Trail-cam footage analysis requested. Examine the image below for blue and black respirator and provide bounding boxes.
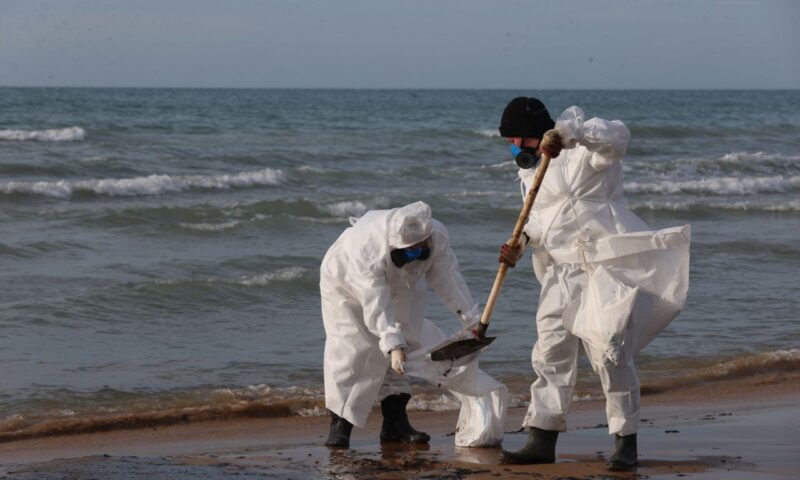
[390,246,431,268]
[511,144,541,169]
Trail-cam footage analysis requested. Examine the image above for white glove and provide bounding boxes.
[391,348,406,374]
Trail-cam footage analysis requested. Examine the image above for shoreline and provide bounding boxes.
[3,347,796,445]
[2,374,798,479]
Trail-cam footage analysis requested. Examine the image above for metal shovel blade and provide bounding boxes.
[430,337,496,362]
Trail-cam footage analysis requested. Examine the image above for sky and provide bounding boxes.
[1,0,798,89]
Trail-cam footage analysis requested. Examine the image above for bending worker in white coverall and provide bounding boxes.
[320,201,482,448]
[492,97,690,471]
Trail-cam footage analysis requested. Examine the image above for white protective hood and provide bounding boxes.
[320,202,506,446]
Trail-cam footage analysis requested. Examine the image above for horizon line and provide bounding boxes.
[1,85,798,91]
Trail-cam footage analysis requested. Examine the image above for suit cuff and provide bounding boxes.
[379,323,407,354]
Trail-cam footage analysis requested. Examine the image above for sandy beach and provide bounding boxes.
[2,371,797,480]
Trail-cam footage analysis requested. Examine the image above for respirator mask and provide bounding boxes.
[390,245,431,268]
[510,144,541,169]
[498,97,554,170]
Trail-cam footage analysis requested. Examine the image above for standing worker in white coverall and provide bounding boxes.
[492,97,690,471]
[320,201,483,448]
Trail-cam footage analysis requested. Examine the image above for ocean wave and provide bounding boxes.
[148,267,312,290]
[629,124,740,139]
[719,151,800,164]
[630,199,800,213]
[483,160,516,169]
[707,349,800,377]
[238,267,308,287]
[625,151,800,178]
[626,175,800,195]
[322,198,391,218]
[0,384,325,442]
[177,220,242,232]
[87,198,391,231]
[295,165,326,173]
[3,349,796,441]
[0,126,86,142]
[472,129,501,138]
[0,168,285,199]
[640,348,800,396]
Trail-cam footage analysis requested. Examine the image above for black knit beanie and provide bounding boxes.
[499,97,554,139]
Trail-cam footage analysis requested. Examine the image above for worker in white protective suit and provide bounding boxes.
[491,97,690,471]
[321,201,506,449]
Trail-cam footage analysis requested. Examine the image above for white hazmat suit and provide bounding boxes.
[518,107,690,436]
[321,201,507,446]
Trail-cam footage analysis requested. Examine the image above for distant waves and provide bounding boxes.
[0,126,86,142]
[0,168,285,198]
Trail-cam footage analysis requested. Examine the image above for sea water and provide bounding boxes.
[1,88,798,436]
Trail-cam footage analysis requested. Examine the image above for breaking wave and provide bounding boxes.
[177,220,242,232]
[1,349,796,442]
[0,384,325,443]
[322,198,391,218]
[0,126,86,142]
[148,267,312,290]
[626,175,800,195]
[0,168,285,199]
[238,267,308,287]
[718,151,800,164]
[640,349,800,396]
[630,199,800,213]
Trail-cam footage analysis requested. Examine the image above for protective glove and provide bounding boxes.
[498,235,525,267]
[540,129,564,159]
[390,348,406,374]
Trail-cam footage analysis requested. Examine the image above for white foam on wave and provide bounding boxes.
[296,406,327,417]
[213,384,322,400]
[178,220,241,232]
[0,168,285,199]
[324,200,369,217]
[720,151,800,163]
[484,160,516,169]
[407,393,461,412]
[445,190,517,198]
[0,126,86,142]
[473,128,501,138]
[321,197,390,218]
[626,175,800,195]
[295,165,325,173]
[630,199,800,212]
[710,348,800,377]
[239,267,308,287]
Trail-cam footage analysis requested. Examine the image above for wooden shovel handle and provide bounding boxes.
[480,154,552,327]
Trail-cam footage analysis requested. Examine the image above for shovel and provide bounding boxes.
[430,152,553,361]
[430,336,496,362]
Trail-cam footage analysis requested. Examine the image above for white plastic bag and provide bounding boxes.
[563,265,639,365]
[562,225,691,362]
[404,321,507,447]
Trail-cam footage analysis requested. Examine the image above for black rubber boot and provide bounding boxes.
[379,393,430,444]
[500,427,559,464]
[324,410,353,448]
[607,433,638,471]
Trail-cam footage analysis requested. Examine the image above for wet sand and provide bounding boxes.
[1,377,798,479]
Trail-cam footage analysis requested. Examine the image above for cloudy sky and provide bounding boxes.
[1,0,798,89]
